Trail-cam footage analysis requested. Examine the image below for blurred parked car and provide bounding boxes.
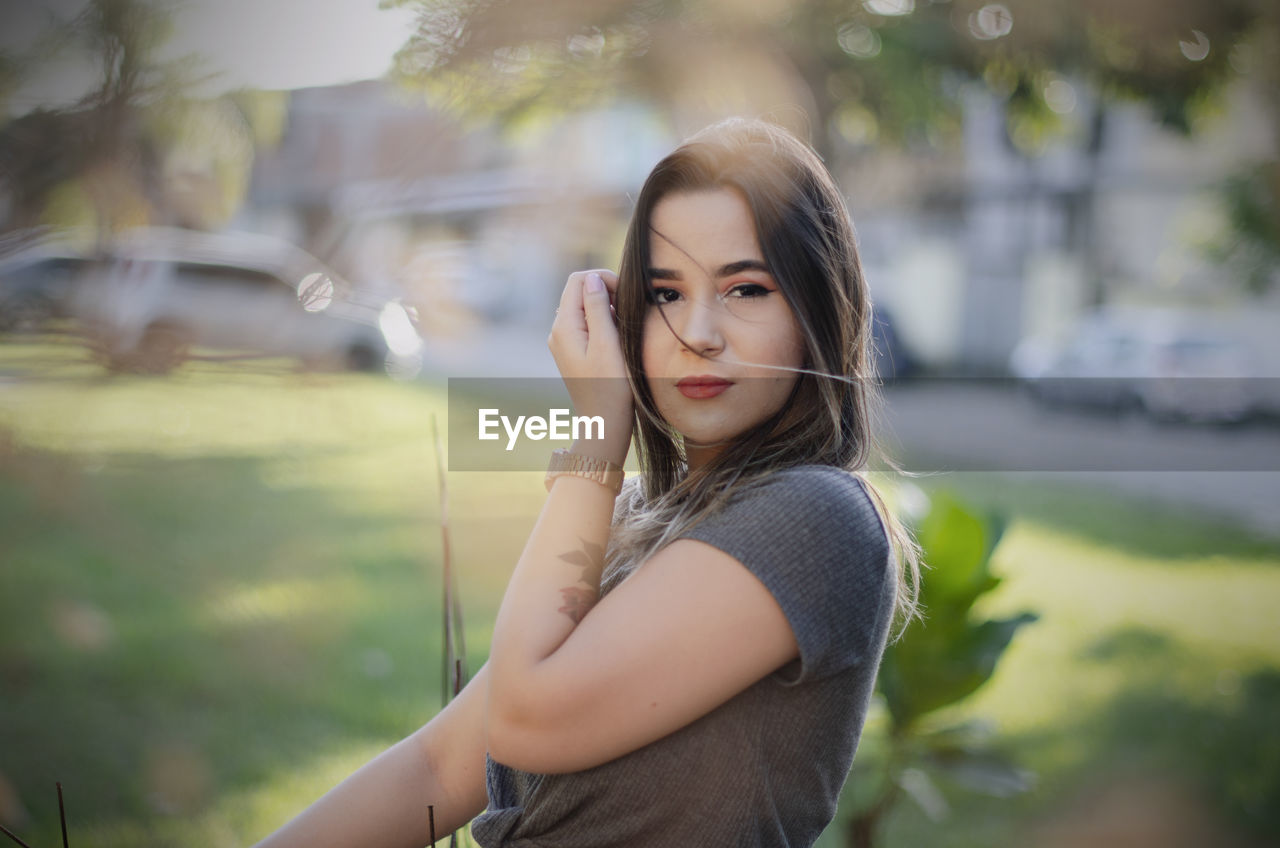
[4,228,423,377]
[1135,334,1255,423]
[1011,312,1255,424]
[0,240,92,334]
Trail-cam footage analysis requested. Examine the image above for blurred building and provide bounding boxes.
[858,77,1278,374]
[239,77,1277,373]
[240,81,671,337]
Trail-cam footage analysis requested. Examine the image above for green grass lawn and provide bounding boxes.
[1,335,1278,847]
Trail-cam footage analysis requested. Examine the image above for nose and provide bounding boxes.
[675,292,726,358]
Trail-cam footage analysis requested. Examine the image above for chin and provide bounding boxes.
[656,404,734,443]
[675,416,770,449]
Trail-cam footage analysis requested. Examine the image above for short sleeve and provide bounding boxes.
[677,466,895,684]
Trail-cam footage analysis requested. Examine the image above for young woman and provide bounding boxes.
[255,117,920,848]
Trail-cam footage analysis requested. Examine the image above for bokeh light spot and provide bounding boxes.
[838,23,882,60]
[862,0,915,17]
[1044,79,1078,115]
[969,4,1013,40]
[297,272,333,312]
[1179,30,1210,62]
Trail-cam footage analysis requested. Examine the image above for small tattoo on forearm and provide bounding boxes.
[559,539,605,586]
[558,586,596,624]
[556,538,605,623]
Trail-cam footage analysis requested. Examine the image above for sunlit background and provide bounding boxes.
[1,0,1278,846]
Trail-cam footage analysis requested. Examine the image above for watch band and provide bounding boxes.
[544,449,625,496]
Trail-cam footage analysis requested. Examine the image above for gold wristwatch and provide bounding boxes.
[544,449,625,496]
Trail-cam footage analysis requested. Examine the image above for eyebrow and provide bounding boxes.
[647,259,772,281]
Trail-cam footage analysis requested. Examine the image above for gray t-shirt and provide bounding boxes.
[472,464,896,847]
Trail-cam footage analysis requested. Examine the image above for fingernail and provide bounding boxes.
[586,273,604,293]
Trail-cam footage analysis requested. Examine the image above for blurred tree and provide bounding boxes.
[388,0,1275,301]
[1204,161,1280,294]
[0,0,176,235]
[1202,4,1280,293]
[387,0,1269,153]
[0,0,287,238]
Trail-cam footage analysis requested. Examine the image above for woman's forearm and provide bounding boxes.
[487,266,632,755]
[485,434,627,734]
[252,733,457,847]
[254,667,490,848]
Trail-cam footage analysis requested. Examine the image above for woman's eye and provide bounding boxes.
[727,283,770,298]
[650,287,681,304]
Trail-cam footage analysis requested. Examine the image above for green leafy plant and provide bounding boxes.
[844,489,1038,848]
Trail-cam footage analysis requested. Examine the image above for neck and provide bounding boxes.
[683,439,726,475]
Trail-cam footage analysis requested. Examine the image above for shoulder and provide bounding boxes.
[681,464,892,591]
[739,464,875,504]
[703,465,888,552]
[679,465,896,682]
[613,466,891,569]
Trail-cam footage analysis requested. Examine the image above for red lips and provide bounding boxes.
[676,375,733,399]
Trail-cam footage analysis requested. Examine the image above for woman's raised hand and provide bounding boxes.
[547,270,633,464]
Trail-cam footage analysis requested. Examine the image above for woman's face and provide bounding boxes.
[641,187,806,465]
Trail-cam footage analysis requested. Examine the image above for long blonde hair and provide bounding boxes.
[606,117,921,638]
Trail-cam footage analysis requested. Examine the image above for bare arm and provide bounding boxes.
[253,664,490,848]
[486,527,798,774]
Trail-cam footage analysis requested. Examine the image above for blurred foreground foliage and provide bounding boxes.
[843,490,1036,848]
